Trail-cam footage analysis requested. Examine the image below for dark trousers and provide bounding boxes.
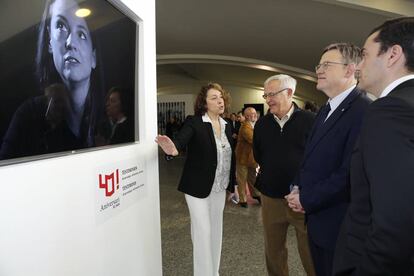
[308,236,334,276]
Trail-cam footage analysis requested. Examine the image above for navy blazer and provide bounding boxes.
[297,88,371,250]
[333,80,414,276]
[172,115,236,198]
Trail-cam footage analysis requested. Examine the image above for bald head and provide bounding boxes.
[244,107,257,123]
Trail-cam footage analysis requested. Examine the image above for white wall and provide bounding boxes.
[0,0,161,275]
[226,85,267,114]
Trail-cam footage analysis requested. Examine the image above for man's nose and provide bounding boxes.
[266,97,271,104]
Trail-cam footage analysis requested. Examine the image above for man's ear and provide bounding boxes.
[387,44,404,68]
[345,63,357,78]
[287,88,293,98]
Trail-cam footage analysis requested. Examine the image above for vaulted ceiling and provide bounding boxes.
[156,0,413,103]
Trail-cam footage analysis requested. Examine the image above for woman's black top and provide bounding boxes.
[172,115,236,198]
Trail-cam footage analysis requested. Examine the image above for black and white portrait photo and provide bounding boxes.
[0,0,137,162]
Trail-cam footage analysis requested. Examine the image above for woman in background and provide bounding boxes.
[156,83,235,276]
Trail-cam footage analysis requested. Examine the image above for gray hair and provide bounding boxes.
[264,74,297,94]
[322,42,362,65]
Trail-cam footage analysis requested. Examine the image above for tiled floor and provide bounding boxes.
[159,151,307,276]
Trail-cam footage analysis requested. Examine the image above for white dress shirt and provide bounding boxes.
[380,74,414,98]
[273,104,295,129]
[202,114,231,192]
[325,84,356,121]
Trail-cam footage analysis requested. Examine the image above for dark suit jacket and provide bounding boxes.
[333,80,414,276]
[172,115,236,198]
[234,121,241,135]
[110,117,134,145]
[297,88,371,250]
[226,119,240,136]
[0,96,94,160]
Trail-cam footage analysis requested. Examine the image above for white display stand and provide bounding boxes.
[0,0,161,275]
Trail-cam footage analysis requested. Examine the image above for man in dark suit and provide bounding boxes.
[333,17,414,276]
[226,112,240,144]
[286,43,371,276]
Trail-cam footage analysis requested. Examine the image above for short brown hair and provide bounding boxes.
[323,43,362,65]
[194,83,230,116]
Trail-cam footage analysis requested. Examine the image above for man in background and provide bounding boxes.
[228,112,240,144]
[235,107,260,208]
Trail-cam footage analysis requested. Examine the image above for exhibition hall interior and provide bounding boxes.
[156,0,414,275]
[0,0,413,275]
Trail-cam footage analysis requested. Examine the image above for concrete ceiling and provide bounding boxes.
[156,0,413,103]
[1,0,410,103]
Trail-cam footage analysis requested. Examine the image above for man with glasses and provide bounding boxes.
[285,43,371,276]
[253,74,316,276]
[333,18,414,275]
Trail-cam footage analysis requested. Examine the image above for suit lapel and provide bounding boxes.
[204,122,217,150]
[198,115,217,153]
[225,123,234,149]
[304,88,360,160]
[201,115,233,150]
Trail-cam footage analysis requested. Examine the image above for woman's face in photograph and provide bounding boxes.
[48,0,96,85]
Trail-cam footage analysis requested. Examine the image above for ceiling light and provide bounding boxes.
[75,8,91,18]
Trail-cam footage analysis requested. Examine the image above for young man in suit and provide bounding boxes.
[333,17,414,276]
[229,113,239,135]
[254,74,316,276]
[285,43,372,276]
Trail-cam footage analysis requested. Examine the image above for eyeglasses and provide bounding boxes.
[262,88,289,99]
[315,61,348,72]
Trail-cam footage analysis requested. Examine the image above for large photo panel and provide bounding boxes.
[0,0,137,164]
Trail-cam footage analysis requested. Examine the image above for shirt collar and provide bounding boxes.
[202,113,228,125]
[111,116,127,126]
[273,103,294,121]
[327,84,355,111]
[380,74,414,98]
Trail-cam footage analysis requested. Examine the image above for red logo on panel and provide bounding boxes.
[99,169,119,197]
